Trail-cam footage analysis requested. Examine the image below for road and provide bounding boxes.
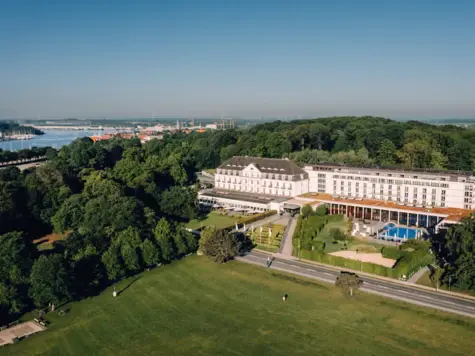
[237,250,475,318]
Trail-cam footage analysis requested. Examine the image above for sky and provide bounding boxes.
[0,0,474,119]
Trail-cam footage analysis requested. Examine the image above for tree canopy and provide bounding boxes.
[1,116,475,321]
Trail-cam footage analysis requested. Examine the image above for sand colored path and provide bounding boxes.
[329,251,396,268]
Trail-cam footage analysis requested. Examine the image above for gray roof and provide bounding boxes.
[308,162,474,177]
[218,156,305,176]
[200,189,289,204]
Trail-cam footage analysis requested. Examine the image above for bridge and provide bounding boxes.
[0,156,47,170]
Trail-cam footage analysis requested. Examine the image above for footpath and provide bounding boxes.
[407,266,429,284]
[280,216,297,256]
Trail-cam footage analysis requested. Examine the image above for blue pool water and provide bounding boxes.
[383,223,396,231]
[380,224,421,240]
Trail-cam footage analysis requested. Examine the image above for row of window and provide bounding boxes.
[215,183,292,196]
[216,178,293,189]
[332,181,447,195]
[217,171,296,181]
[330,175,451,188]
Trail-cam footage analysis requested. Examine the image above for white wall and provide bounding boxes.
[215,164,308,198]
[303,166,475,209]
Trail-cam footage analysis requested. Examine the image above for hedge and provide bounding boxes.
[296,247,433,280]
[298,250,401,278]
[219,210,277,233]
[381,246,405,260]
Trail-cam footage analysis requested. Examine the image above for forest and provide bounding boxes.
[1,116,475,323]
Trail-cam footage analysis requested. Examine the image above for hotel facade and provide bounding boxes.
[198,157,474,231]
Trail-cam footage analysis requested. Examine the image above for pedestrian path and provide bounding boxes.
[280,216,297,256]
[407,266,429,284]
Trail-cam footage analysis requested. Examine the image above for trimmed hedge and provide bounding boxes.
[220,210,277,232]
[298,250,400,278]
[297,246,433,280]
[381,246,405,260]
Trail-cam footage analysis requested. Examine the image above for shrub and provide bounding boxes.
[381,246,405,260]
[330,228,346,241]
[301,204,313,219]
[314,204,328,216]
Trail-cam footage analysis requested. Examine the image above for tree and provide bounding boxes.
[173,231,189,257]
[29,254,71,307]
[51,194,87,233]
[153,218,176,262]
[335,272,362,296]
[330,228,346,241]
[376,139,397,166]
[0,232,33,320]
[160,187,197,221]
[120,242,141,272]
[442,216,475,291]
[301,205,313,219]
[182,230,198,253]
[314,204,328,216]
[101,244,126,281]
[200,229,240,263]
[141,239,160,267]
[198,226,217,254]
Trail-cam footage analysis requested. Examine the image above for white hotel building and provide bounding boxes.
[214,156,309,197]
[305,164,475,210]
[198,157,474,229]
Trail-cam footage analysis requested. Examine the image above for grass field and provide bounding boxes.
[3,257,475,356]
[186,212,241,230]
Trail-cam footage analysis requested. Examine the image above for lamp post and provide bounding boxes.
[113,283,117,297]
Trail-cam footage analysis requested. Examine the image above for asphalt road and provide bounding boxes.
[237,250,475,318]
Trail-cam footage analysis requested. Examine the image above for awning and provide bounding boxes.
[283,203,301,210]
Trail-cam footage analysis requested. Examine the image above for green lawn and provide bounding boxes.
[416,270,475,297]
[3,257,475,356]
[186,212,241,230]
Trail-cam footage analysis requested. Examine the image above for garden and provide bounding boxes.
[293,205,433,280]
[248,223,285,252]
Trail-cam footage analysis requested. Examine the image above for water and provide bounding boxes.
[380,223,421,240]
[0,129,118,151]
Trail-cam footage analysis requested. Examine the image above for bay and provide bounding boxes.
[0,129,119,151]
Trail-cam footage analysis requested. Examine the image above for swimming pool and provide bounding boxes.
[379,223,422,240]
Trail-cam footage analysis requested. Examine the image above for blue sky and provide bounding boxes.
[1,0,474,119]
